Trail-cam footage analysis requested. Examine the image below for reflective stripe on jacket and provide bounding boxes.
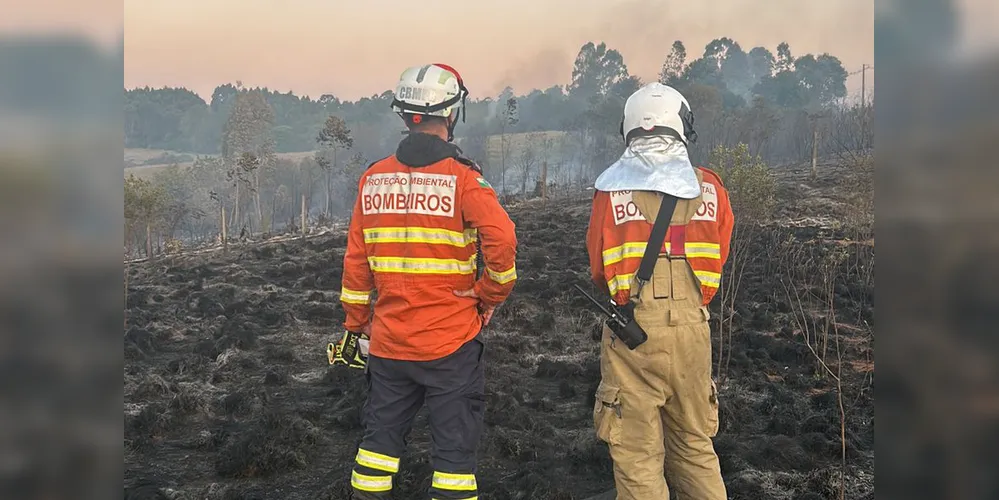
[586,167,734,306]
[341,133,517,361]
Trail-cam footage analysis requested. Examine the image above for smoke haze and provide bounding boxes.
[121,0,874,100]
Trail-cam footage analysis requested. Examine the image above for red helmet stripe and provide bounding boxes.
[432,63,463,86]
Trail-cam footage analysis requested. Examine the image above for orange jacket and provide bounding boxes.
[586,166,734,307]
[340,133,517,361]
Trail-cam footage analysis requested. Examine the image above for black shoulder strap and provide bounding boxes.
[635,193,680,288]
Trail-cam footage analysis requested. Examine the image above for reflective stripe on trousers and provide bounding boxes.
[351,338,485,500]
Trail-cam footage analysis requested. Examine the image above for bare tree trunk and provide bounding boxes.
[125,224,133,257]
[301,193,307,239]
[325,171,332,217]
[232,182,240,233]
[500,133,507,197]
[270,194,278,234]
[220,201,228,253]
[255,170,263,232]
[811,125,819,181]
[145,222,153,260]
[861,63,867,107]
[541,160,548,201]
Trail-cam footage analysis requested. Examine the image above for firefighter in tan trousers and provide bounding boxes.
[586,82,734,499]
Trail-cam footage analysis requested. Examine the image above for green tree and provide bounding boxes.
[747,47,776,83]
[658,41,687,86]
[775,42,794,73]
[342,152,368,214]
[610,75,643,100]
[315,114,354,217]
[152,164,206,242]
[569,41,630,99]
[708,143,777,378]
[710,143,776,222]
[222,87,276,232]
[794,54,848,107]
[124,174,167,258]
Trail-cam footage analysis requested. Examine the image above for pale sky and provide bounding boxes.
[7,0,999,103]
[117,0,880,102]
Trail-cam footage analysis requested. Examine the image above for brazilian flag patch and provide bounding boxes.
[476,177,493,189]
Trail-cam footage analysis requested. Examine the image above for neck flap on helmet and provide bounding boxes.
[593,134,701,199]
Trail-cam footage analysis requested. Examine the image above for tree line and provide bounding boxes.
[124,37,872,259]
[125,38,860,162]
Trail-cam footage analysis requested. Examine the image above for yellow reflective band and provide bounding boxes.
[355,448,400,474]
[685,242,721,259]
[486,265,517,284]
[432,471,477,491]
[363,226,476,247]
[602,242,646,266]
[351,470,392,492]
[340,286,373,305]
[607,273,634,295]
[367,255,477,275]
[603,241,720,266]
[694,270,722,288]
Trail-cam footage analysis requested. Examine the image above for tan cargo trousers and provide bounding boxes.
[593,255,726,500]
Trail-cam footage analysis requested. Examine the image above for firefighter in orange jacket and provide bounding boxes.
[338,63,517,500]
[586,82,734,499]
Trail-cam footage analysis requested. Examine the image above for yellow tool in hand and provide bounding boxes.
[327,330,369,369]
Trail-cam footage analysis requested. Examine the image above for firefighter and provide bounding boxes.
[585,82,734,499]
[339,63,518,500]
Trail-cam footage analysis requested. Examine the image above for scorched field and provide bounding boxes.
[124,165,874,500]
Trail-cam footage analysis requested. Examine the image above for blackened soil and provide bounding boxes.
[125,196,873,499]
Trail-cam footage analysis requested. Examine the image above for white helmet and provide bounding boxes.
[391,63,468,140]
[620,82,697,145]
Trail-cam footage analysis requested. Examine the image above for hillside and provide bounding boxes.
[123,132,566,181]
[124,149,318,180]
[124,163,874,499]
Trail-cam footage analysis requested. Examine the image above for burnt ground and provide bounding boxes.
[124,168,874,500]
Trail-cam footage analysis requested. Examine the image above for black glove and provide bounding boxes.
[328,330,369,369]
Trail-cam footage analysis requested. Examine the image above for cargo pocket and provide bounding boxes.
[669,259,692,302]
[593,382,623,446]
[706,379,720,437]
[651,257,671,299]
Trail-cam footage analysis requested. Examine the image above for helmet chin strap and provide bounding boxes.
[444,91,467,142]
[446,108,459,142]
